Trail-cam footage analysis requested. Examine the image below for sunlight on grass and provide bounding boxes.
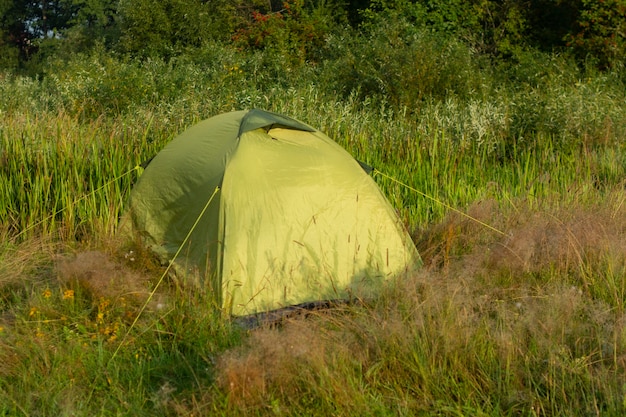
[2,46,626,415]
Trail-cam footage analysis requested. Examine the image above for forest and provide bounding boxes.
[2,0,625,72]
[2,0,626,415]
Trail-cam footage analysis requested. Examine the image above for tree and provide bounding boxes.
[0,0,32,67]
[526,0,582,50]
[0,0,119,70]
[116,0,241,58]
[566,0,626,68]
[63,0,119,50]
[23,0,76,39]
[232,0,346,66]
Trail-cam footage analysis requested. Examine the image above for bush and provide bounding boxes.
[232,0,344,68]
[116,0,239,58]
[31,41,320,119]
[320,14,485,109]
[566,0,626,69]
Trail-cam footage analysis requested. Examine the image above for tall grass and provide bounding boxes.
[213,199,626,416]
[2,100,617,240]
[0,112,154,240]
[1,37,626,416]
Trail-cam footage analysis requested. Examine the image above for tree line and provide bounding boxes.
[1,0,625,73]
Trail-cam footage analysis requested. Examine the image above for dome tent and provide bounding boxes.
[128,109,420,316]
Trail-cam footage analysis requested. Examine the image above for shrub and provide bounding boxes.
[321,14,485,109]
[115,0,239,58]
[566,0,626,69]
[232,0,344,68]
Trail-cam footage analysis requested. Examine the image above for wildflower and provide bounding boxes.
[29,307,38,317]
[43,289,52,299]
[63,289,75,300]
[99,299,110,310]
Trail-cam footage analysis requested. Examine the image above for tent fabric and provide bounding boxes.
[129,109,420,316]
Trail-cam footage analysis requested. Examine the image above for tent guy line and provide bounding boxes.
[372,169,508,237]
[11,162,505,243]
[11,165,142,242]
[109,185,221,366]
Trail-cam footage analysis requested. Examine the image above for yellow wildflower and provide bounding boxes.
[29,307,38,317]
[43,289,52,299]
[63,289,75,300]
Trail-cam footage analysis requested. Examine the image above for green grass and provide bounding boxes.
[2,43,626,415]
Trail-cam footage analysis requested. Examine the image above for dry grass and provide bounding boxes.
[2,198,625,415]
[211,198,626,415]
[3,190,625,416]
[55,250,159,309]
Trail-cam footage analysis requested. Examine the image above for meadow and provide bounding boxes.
[1,36,626,415]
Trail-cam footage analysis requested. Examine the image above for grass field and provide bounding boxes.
[1,43,626,415]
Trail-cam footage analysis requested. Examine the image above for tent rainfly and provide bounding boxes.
[128,109,421,316]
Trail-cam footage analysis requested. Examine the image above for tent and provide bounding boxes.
[128,109,420,316]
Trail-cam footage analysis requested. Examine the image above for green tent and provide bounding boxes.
[129,109,420,316]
